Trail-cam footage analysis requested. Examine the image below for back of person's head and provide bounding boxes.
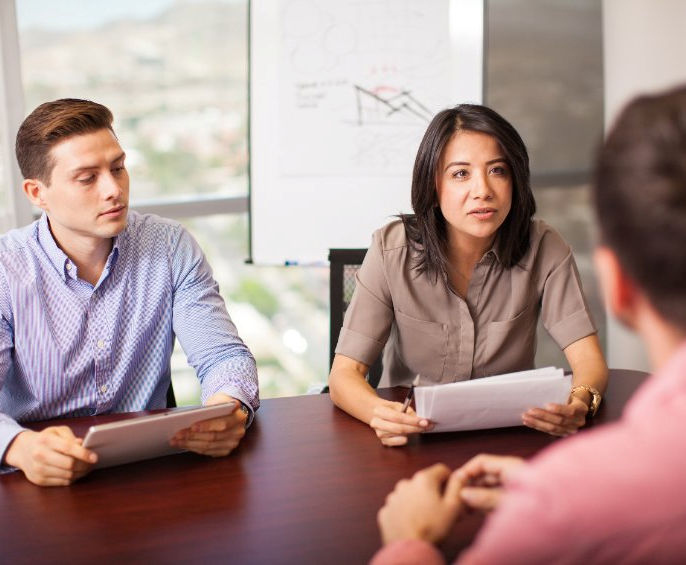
[594,85,686,329]
[406,103,536,280]
[15,98,114,184]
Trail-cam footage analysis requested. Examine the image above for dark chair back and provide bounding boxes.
[167,383,177,408]
[328,249,383,389]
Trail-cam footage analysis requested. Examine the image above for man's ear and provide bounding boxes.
[594,246,639,330]
[23,178,47,210]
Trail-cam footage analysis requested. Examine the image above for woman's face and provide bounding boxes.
[436,130,512,252]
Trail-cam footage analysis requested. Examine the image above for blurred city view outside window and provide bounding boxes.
[13,0,605,403]
[16,0,331,404]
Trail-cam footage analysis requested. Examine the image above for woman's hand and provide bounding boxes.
[522,395,588,436]
[370,400,434,446]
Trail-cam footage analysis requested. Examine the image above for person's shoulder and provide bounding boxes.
[530,219,570,251]
[372,218,410,252]
[124,211,185,243]
[126,210,182,233]
[519,219,572,268]
[0,221,39,262]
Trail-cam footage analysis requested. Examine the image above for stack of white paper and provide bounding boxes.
[414,367,572,433]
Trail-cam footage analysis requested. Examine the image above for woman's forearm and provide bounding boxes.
[564,334,609,404]
[328,354,386,424]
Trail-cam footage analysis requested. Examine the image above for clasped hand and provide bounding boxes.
[378,454,525,545]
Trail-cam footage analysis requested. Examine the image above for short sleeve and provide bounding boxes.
[334,229,394,366]
[538,230,596,349]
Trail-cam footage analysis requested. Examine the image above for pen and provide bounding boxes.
[401,375,421,413]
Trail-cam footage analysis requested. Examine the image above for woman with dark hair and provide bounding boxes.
[328,104,608,446]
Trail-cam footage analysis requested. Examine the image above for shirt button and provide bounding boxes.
[100,384,108,393]
[97,339,105,349]
[65,263,72,271]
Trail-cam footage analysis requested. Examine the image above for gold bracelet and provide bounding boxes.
[570,385,602,417]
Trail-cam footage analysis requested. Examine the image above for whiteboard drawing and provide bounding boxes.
[250,0,483,264]
[278,0,454,177]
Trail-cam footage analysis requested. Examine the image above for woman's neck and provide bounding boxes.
[446,231,495,270]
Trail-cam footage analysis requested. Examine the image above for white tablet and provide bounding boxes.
[82,402,237,469]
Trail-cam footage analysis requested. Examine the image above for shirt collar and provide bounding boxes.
[479,242,501,265]
[37,213,73,281]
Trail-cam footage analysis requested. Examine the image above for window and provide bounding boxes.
[486,0,605,367]
[15,0,330,403]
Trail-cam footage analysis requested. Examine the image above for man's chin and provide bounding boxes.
[100,218,128,238]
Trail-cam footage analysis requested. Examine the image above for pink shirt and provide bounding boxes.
[373,341,686,564]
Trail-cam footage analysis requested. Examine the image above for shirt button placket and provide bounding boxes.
[91,294,110,408]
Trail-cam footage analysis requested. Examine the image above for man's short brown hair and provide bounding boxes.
[593,85,686,329]
[15,98,114,183]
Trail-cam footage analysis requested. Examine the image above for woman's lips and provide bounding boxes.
[469,208,497,219]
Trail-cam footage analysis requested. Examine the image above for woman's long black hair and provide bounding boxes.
[400,104,536,284]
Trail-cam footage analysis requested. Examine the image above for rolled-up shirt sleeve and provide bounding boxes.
[335,229,395,366]
[170,226,259,414]
[539,233,597,350]
[0,270,25,470]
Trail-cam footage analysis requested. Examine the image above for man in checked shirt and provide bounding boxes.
[0,98,259,485]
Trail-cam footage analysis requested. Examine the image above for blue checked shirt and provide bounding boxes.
[0,211,259,463]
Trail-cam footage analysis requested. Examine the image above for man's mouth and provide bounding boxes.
[99,205,126,217]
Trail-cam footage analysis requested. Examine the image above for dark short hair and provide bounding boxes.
[594,86,686,328]
[401,104,536,282]
[15,98,114,183]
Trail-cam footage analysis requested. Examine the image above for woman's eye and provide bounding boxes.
[491,165,507,175]
[452,169,468,178]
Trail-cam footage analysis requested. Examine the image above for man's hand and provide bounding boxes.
[454,454,526,512]
[170,393,248,457]
[522,396,588,436]
[378,463,464,545]
[4,427,97,487]
[370,400,434,447]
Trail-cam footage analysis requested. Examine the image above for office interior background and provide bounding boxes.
[0,0,605,404]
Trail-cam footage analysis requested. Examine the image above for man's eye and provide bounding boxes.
[78,175,95,184]
[112,166,125,175]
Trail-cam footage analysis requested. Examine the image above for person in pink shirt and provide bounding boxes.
[372,85,686,564]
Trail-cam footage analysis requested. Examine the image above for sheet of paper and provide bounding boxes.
[414,367,572,432]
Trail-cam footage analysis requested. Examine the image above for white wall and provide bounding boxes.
[603,0,686,370]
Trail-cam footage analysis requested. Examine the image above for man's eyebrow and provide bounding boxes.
[69,152,126,174]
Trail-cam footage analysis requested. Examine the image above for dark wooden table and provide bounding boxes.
[0,369,648,565]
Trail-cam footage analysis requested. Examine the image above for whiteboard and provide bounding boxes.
[249,0,484,265]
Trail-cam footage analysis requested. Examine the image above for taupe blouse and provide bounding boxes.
[335,219,596,387]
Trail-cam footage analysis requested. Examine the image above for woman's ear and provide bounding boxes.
[594,246,639,330]
[23,178,47,210]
